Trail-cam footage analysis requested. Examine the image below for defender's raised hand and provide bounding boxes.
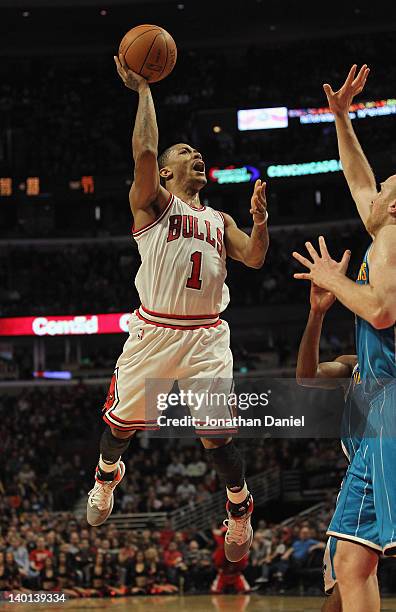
[323,64,370,116]
[293,236,351,290]
[114,54,148,92]
[250,180,268,225]
[309,282,336,315]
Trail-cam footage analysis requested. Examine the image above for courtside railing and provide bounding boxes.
[170,466,281,531]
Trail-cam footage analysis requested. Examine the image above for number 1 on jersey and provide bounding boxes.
[186,251,202,290]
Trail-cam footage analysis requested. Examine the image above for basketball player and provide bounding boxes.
[293,64,396,612]
[296,278,364,612]
[86,54,269,563]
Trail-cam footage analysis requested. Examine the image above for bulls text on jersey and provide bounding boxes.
[166,214,224,257]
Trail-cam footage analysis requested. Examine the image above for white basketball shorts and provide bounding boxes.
[102,308,234,434]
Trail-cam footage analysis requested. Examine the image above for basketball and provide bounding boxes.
[118,24,177,83]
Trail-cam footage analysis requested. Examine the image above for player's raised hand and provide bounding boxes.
[250,180,268,226]
[323,64,370,116]
[114,54,149,92]
[309,282,336,314]
[292,236,351,290]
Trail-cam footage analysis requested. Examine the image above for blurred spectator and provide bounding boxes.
[281,526,325,568]
[29,536,53,572]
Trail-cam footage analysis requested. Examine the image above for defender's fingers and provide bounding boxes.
[353,64,367,86]
[339,249,351,271]
[323,83,335,97]
[305,241,319,261]
[344,64,357,87]
[292,251,313,269]
[358,67,370,88]
[293,273,312,280]
[318,235,330,259]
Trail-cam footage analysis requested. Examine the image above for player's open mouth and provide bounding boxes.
[192,160,205,172]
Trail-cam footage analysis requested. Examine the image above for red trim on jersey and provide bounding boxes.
[132,193,174,237]
[135,309,222,330]
[140,305,219,321]
[185,203,206,212]
[218,211,226,225]
[106,411,158,425]
[103,414,160,431]
[174,193,206,212]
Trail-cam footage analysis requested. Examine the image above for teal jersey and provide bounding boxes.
[355,245,396,394]
[341,363,365,462]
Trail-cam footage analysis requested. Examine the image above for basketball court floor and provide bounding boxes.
[3,595,396,611]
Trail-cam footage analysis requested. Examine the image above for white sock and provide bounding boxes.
[99,455,120,473]
[226,481,249,505]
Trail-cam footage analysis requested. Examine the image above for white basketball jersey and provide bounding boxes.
[133,193,230,320]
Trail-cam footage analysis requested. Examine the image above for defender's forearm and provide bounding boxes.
[325,273,389,329]
[296,311,324,381]
[132,85,158,160]
[244,223,269,269]
[334,113,376,192]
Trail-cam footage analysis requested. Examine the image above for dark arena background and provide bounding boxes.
[1,0,396,610]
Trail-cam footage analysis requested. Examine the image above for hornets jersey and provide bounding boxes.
[341,364,365,463]
[356,245,396,394]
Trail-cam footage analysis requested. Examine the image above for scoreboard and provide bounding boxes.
[0,175,96,197]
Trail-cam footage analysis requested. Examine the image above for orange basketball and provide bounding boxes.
[118,24,177,83]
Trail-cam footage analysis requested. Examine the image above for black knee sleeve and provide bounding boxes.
[100,427,132,464]
[205,441,245,489]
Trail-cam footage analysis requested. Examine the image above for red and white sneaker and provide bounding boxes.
[223,496,254,562]
[86,462,125,527]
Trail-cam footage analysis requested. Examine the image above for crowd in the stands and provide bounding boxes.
[0,222,368,318]
[0,386,349,515]
[1,503,396,595]
[0,511,322,595]
[1,384,396,595]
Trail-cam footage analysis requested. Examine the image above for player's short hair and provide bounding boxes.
[158,146,175,171]
[158,145,177,187]
[158,143,198,186]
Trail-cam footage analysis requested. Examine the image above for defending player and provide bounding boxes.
[86,55,270,563]
[296,278,364,612]
[293,65,396,612]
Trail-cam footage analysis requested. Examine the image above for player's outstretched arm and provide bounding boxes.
[222,180,269,269]
[114,55,169,216]
[293,232,396,329]
[296,282,356,388]
[323,65,377,229]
